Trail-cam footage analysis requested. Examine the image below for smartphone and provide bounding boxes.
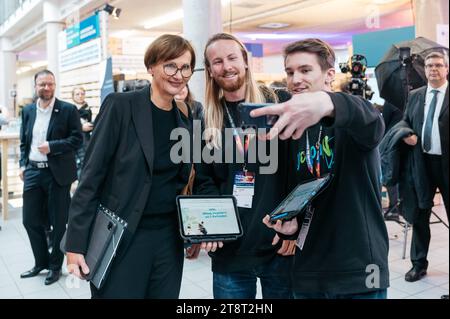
[237,103,278,129]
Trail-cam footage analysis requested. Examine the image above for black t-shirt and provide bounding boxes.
[143,101,181,216]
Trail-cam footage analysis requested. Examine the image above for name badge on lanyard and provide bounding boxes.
[224,101,256,209]
[233,171,255,208]
[296,205,315,250]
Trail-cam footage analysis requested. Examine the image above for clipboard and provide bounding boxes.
[60,204,127,289]
[87,205,127,289]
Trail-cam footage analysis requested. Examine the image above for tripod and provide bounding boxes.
[384,200,410,259]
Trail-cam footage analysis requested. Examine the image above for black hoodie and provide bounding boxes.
[286,92,389,295]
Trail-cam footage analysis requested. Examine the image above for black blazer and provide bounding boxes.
[20,98,82,186]
[65,86,192,255]
[402,85,449,211]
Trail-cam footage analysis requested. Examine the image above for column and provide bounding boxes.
[0,37,17,116]
[182,0,222,105]
[413,0,449,45]
[43,0,64,95]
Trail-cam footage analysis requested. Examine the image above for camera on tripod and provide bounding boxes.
[339,54,374,100]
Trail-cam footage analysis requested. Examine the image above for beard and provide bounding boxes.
[38,90,54,102]
[216,71,246,93]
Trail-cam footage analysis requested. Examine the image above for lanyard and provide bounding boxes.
[223,100,252,171]
[305,125,323,177]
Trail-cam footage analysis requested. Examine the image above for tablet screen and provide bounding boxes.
[178,197,241,237]
[270,175,331,221]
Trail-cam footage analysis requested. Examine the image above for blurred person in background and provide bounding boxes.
[71,87,93,179]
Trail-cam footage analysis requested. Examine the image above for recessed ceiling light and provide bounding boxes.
[258,22,290,29]
[234,1,265,9]
[372,0,396,4]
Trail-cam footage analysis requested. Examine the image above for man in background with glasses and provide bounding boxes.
[19,70,82,286]
[400,52,449,289]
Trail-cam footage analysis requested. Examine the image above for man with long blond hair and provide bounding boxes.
[194,33,294,299]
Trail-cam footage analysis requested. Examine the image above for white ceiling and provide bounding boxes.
[17,0,414,65]
[106,0,413,53]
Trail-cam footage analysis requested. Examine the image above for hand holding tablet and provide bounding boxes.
[269,174,332,222]
[176,195,244,244]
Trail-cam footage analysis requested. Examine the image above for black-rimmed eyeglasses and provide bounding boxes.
[163,63,193,78]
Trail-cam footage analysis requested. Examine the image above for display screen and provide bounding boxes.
[178,197,241,237]
[270,175,331,221]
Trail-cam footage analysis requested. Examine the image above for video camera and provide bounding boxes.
[339,54,374,100]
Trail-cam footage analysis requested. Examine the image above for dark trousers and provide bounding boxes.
[411,154,449,268]
[22,167,70,270]
[90,217,184,299]
[386,184,399,211]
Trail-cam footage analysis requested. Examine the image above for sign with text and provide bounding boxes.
[65,14,100,49]
[60,38,102,72]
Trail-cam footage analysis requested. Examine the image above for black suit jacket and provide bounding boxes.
[20,98,82,186]
[65,86,192,255]
[401,85,449,213]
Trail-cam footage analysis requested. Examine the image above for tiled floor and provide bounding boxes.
[0,198,448,299]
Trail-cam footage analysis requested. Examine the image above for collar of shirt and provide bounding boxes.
[36,97,55,114]
[427,81,448,95]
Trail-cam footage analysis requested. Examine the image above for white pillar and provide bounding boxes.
[43,0,64,95]
[98,10,110,60]
[0,37,17,116]
[183,0,222,105]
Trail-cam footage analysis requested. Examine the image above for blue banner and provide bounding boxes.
[66,14,100,49]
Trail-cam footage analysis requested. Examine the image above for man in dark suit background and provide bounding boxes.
[19,70,82,285]
[402,52,449,284]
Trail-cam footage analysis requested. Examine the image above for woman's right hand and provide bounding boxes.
[66,252,90,279]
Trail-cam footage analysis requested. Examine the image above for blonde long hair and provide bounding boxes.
[204,33,265,149]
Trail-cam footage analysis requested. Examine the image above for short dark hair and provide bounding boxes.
[283,38,335,71]
[144,34,195,70]
[425,51,449,67]
[34,70,55,84]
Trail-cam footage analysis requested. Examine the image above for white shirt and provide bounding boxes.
[29,97,55,162]
[421,81,448,155]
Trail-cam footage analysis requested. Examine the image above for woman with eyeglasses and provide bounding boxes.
[64,34,197,298]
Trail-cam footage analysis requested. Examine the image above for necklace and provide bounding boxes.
[305,125,323,177]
